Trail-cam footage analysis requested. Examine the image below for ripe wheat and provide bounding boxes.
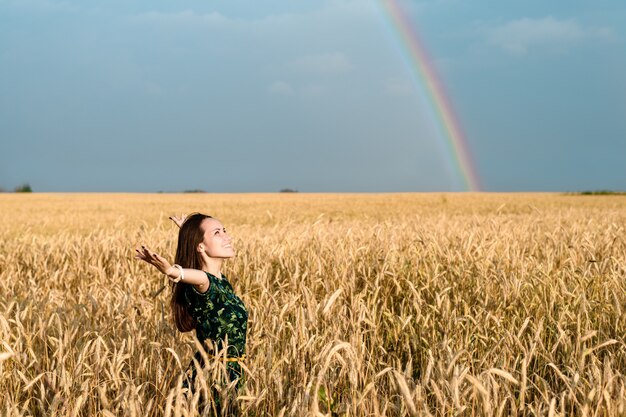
[1,193,624,416]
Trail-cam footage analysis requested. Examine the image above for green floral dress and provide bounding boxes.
[182,272,248,386]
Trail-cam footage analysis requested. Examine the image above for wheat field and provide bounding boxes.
[1,193,625,416]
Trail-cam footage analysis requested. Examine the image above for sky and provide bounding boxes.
[1,0,625,192]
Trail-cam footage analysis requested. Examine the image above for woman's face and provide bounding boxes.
[198,218,235,258]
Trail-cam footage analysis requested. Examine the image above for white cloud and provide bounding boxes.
[133,10,228,27]
[267,81,294,96]
[289,52,352,74]
[485,17,613,55]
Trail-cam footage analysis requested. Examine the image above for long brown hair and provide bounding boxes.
[171,213,212,332]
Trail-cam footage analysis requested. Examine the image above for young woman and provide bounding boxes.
[135,213,248,414]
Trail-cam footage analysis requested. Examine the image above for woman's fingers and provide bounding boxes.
[147,247,161,260]
[136,245,157,262]
[135,246,170,276]
[169,214,187,228]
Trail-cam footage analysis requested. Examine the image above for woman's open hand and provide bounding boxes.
[168,214,188,229]
[135,245,174,276]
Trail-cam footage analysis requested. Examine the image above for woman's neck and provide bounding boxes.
[201,257,223,279]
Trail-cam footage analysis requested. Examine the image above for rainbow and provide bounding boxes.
[376,0,481,191]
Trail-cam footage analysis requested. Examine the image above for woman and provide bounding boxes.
[135,213,248,415]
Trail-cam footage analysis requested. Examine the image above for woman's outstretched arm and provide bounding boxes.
[135,245,209,291]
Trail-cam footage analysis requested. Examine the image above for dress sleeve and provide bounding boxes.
[180,273,217,308]
[185,272,216,301]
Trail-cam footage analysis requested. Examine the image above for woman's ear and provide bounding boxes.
[197,244,204,253]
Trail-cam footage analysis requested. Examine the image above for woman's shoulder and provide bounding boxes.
[184,272,217,299]
[207,272,234,289]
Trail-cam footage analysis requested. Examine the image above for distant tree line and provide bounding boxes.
[0,183,32,193]
[1,184,304,193]
[567,190,626,196]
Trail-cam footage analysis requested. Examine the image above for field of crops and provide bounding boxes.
[1,193,625,416]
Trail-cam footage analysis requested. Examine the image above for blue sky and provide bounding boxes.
[1,0,624,192]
